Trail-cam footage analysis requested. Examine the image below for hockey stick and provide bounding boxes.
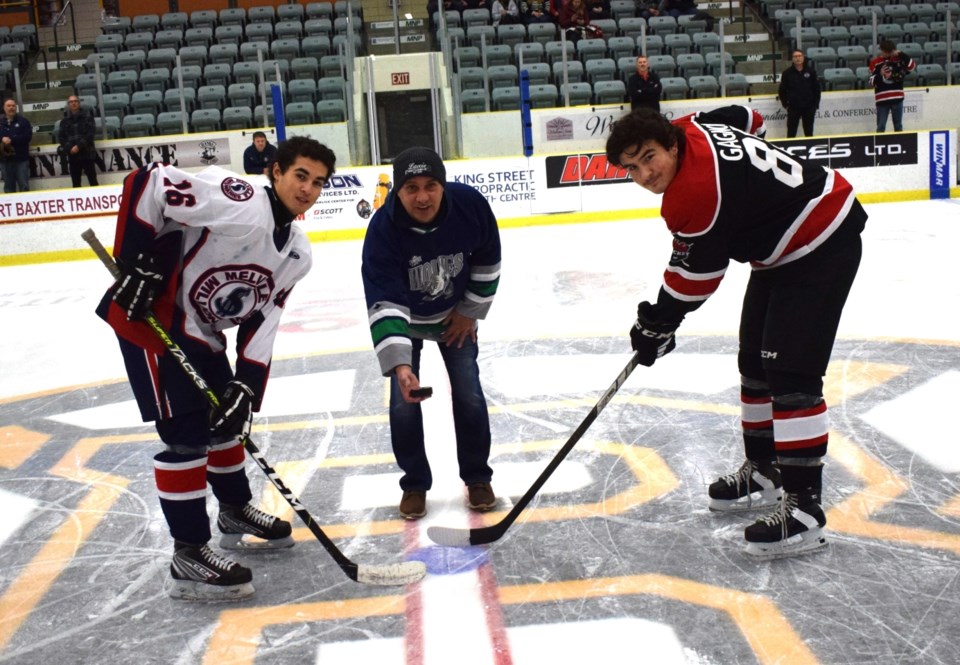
[427,351,642,547]
[82,229,426,586]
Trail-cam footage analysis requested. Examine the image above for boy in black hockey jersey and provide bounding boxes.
[605,107,867,559]
[96,136,336,600]
[360,147,501,521]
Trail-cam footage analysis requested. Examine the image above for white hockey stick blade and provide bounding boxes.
[425,525,472,547]
[356,561,427,586]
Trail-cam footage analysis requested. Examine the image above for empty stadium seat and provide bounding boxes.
[523,62,551,86]
[593,79,626,105]
[191,108,221,132]
[288,78,318,103]
[492,86,521,110]
[222,106,253,130]
[527,83,558,108]
[164,87,196,113]
[131,89,163,115]
[317,76,347,101]
[122,113,155,138]
[156,110,187,135]
[460,88,489,113]
[286,101,316,125]
[560,81,592,106]
[660,76,689,99]
[316,99,347,122]
[822,67,857,91]
[720,73,750,96]
[688,74,720,98]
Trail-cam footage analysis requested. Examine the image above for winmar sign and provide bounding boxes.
[544,154,629,188]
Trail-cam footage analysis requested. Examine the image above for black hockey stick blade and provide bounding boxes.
[242,436,426,586]
[427,351,641,547]
[83,229,426,586]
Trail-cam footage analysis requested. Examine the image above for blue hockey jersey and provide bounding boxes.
[361,181,501,376]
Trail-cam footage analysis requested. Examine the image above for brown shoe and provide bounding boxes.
[399,490,427,520]
[466,482,496,512]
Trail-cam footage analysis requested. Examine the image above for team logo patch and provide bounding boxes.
[671,238,693,264]
[190,265,275,324]
[221,177,255,202]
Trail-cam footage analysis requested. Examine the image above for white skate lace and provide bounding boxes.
[242,504,275,528]
[199,544,239,571]
[756,493,798,530]
[719,459,754,490]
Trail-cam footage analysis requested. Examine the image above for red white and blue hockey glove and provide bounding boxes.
[210,380,255,439]
[630,301,678,367]
[113,252,165,321]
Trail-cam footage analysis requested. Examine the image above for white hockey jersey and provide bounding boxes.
[97,162,312,398]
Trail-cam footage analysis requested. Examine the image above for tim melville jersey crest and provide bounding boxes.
[190,265,275,324]
[221,176,255,202]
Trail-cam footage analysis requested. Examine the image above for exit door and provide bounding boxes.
[374,91,436,162]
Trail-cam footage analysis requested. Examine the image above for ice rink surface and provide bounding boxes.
[1,198,959,664]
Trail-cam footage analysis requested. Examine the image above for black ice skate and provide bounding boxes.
[708,459,783,512]
[217,503,295,550]
[169,541,254,601]
[743,491,828,560]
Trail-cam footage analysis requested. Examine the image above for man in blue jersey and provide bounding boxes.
[361,147,502,520]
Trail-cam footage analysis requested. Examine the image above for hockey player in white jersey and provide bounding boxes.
[96,136,336,600]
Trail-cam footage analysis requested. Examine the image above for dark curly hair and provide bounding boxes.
[268,135,337,183]
[605,108,684,167]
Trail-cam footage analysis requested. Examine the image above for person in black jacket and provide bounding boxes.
[778,49,821,138]
[0,97,32,193]
[627,55,662,113]
[59,96,99,188]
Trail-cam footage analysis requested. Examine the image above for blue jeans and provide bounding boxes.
[1,159,29,193]
[389,337,492,491]
[876,101,903,132]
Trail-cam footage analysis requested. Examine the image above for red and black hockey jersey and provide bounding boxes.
[653,106,864,324]
[868,51,916,105]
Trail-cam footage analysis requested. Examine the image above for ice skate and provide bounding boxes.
[743,492,828,560]
[217,502,295,550]
[168,541,254,601]
[708,459,782,512]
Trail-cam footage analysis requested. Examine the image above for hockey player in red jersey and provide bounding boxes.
[605,106,867,559]
[96,136,336,599]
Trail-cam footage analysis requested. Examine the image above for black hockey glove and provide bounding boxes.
[210,380,255,439]
[113,252,165,321]
[630,301,678,367]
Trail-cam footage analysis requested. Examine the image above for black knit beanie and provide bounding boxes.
[392,147,446,190]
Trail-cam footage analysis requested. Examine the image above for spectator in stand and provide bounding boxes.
[587,0,612,20]
[627,55,663,113]
[778,49,821,138]
[428,0,467,31]
[58,95,100,188]
[491,0,521,25]
[658,0,714,31]
[868,39,916,133]
[560,0,600,43]
[463,0,491,10]
[0,97,32,193]
[243,131,278,176]
[521,0,557,25]
[635,1,661,19]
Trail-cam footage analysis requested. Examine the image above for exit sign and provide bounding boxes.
[391,72,410,85]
